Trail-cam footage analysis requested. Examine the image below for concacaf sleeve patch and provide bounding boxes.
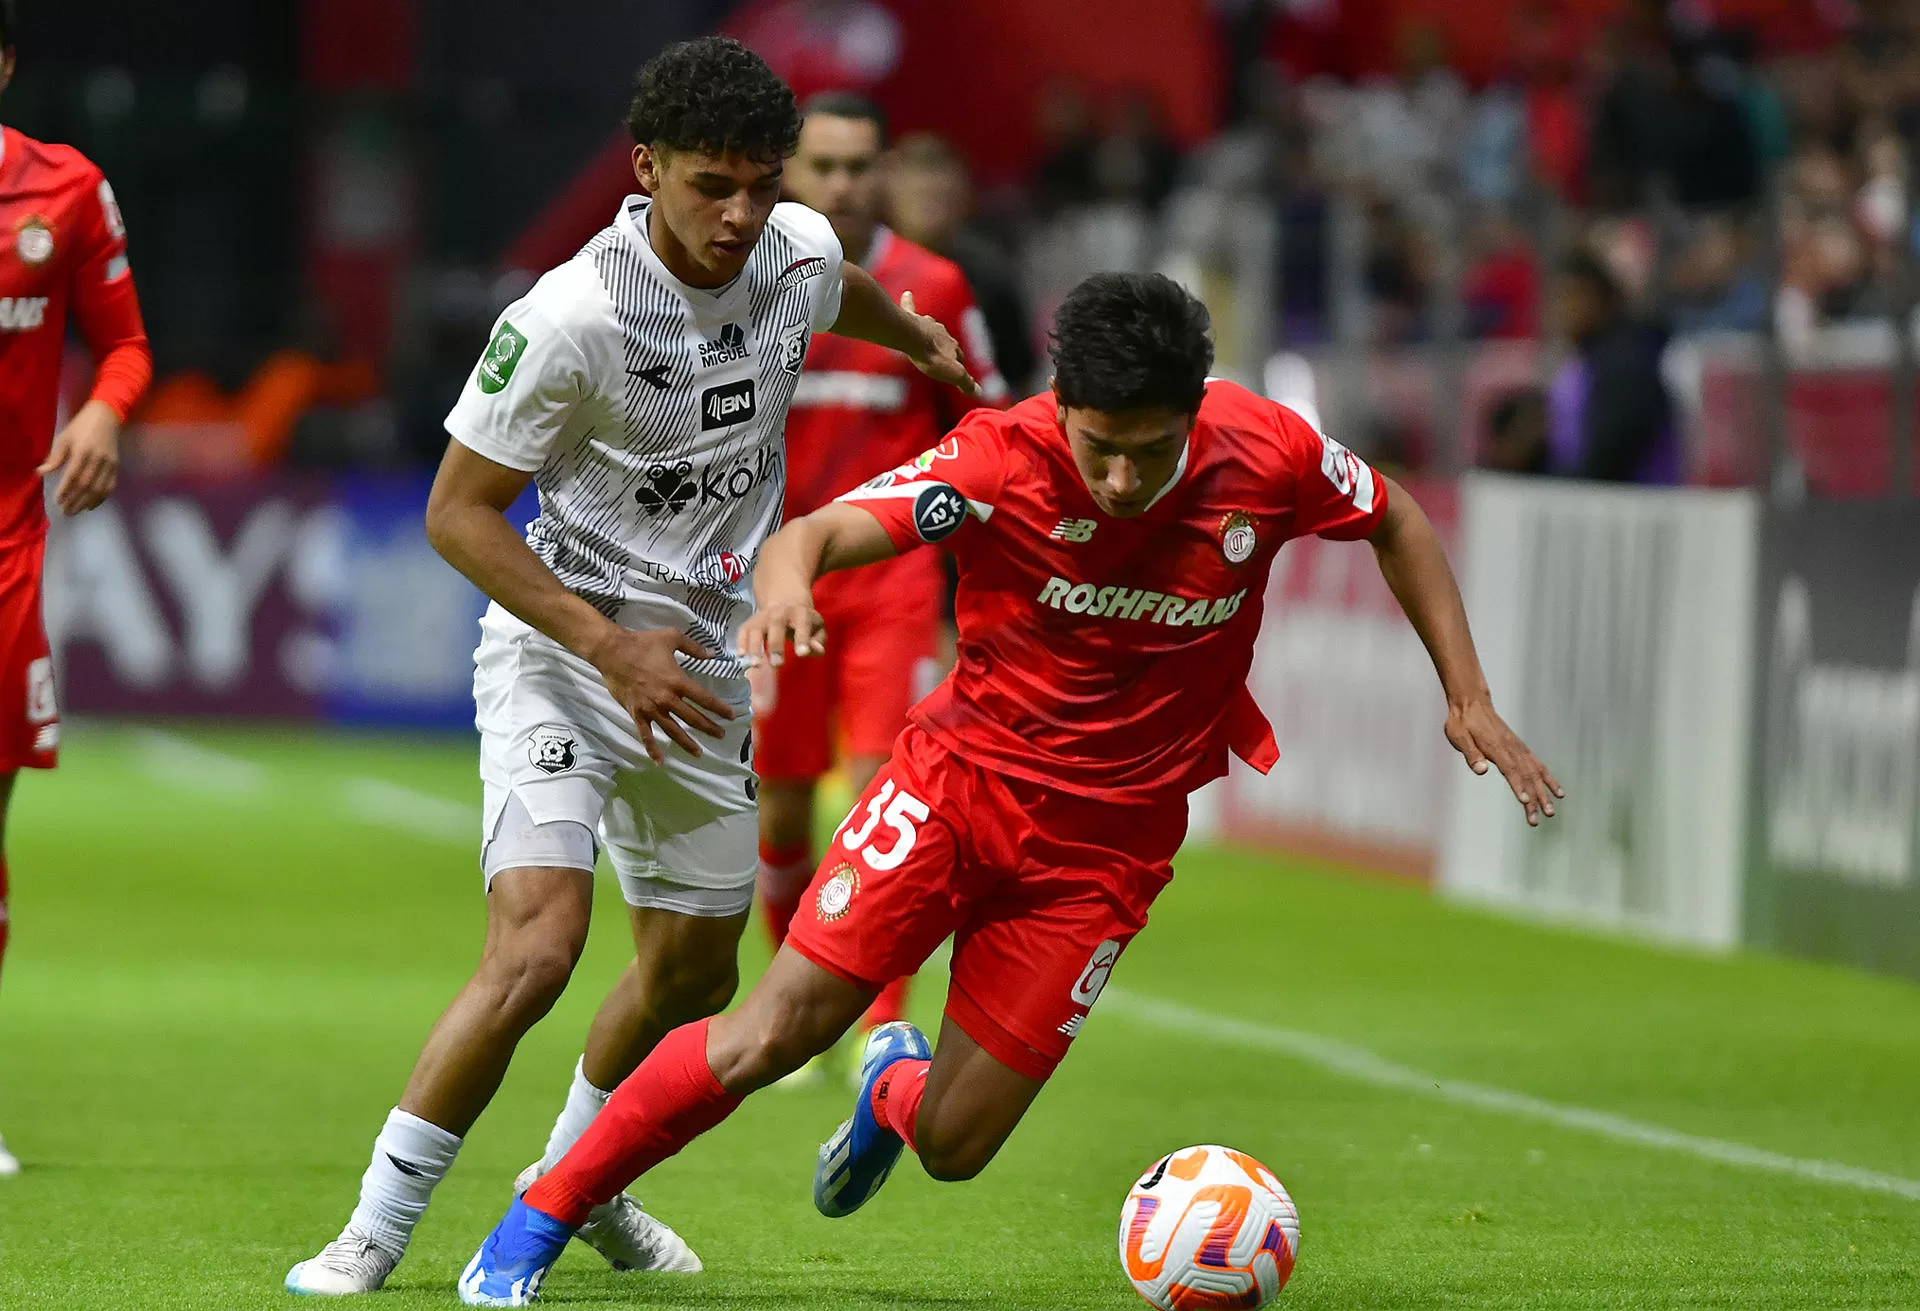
[912,483,967,542]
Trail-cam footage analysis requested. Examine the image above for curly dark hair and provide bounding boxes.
[0,1,14,53]
[1050,272,1213,415]
[626,37,801,162]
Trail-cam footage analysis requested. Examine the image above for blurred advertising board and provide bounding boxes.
[44,473,531,727]
[1745,503,1920,982]
[1216,482,1459,880]
[1442,475,1759,950]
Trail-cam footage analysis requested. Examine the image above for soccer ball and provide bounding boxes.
[1118,1145,1300,1310]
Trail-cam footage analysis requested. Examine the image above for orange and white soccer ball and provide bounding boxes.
[1118,1145,1300,1310]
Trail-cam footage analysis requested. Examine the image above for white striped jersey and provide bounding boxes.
[445,195,845,678]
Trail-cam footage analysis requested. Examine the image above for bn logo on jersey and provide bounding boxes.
[701,378,758,430]
[912,483,967,543]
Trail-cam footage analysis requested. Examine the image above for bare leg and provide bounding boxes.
[579,905,750,1091]
[911,1015,1047,1182]
[758,778,815,857]
[398,865,593,1135]
[706,944,877,1091]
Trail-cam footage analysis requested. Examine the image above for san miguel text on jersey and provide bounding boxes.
[836,381,1388,803]
[444,196,845,678]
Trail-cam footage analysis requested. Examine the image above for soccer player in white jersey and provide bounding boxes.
[285,37,978,1296]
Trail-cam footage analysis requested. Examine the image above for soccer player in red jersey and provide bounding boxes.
[0,8,153,1178]
[758,92,1008,1043]
[458,273,1558,1302]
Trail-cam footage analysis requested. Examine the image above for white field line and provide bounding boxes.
[341,775,476,845]
[1107,990,1920,1203]
[131,729,270,796]
[131,729,477,844]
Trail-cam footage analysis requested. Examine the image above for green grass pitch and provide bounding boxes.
[2,724,1918,1309]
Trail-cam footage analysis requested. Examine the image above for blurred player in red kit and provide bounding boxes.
[0,4,153,1177]
[460,272,1561,1301]
[757,91,1006,1047]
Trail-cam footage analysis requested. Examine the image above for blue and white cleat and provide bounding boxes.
[813,1020,931,1218]
[457,1197,575,1307]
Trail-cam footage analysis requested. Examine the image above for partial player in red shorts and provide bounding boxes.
[464,273,1559,1299]
[756,91,1005,1039]
[0,12,154,1177]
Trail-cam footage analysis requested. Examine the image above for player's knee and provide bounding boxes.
[915,1111,1007,1183]
[482,942,579,1020]
[917,1134,995,1183]
[643,954,740,1027]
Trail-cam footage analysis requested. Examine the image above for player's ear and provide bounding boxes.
[632,143,659,194]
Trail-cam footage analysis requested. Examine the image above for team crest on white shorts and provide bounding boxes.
[816,863,860,921]
[528,724,578,775]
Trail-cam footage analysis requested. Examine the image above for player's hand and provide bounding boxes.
[39,400,122,516]
[1445,698,1564,827]
[588,626,737,763]
[737,599,827,671]
[901,291,982,400]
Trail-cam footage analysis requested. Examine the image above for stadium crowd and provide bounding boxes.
[32,0,1920,480]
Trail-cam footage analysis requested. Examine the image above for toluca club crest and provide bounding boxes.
[816,863,860,921]
[15,218,53,266]
[1219,511,1258,565]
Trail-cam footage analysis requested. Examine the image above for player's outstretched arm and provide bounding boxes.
[738,503,900,671]
[1368,477,1565,826]
[830,264,982,399]
[426,440,736,762]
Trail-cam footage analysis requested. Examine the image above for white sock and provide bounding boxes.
[347,1108,462,1253]
[540,1058,613,1173]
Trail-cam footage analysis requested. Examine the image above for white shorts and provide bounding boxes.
[473,606,759,918]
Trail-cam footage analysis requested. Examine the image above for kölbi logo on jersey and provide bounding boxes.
[701,378,758,430]
[699,321,749,368]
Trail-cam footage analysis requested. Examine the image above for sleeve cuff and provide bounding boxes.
[444,420,546,473]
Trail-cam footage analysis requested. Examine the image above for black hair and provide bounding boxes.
[626,37,801,162]
[0,1,14,53]
[801,90,889,147]
[1050,272,1213,415]
[1557,249,1623,309]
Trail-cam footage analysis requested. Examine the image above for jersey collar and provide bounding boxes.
[619,195,748,310]
[863,224,894,270]
[1141,437,1192,513]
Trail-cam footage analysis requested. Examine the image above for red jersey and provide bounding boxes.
[0,127,151,545]
[836,382,1390,802]
[784,228,1006,614]
[785,226,1007,517]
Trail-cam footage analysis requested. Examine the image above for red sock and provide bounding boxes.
[869,1057,929,1153]
[862,976,912,1029]
[758,839,812,948]
[0,857,9,988]
[524,1018,743,1226]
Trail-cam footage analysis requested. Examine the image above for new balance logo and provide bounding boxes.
[0,297,49,331]
[699,321,748,368]
[1057,1015,1085,1038]
[629,362,673,390]
[1050,518,1097,544]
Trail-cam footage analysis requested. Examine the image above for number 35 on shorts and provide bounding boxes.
[835,779,930,871]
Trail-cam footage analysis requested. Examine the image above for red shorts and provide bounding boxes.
[754,553,940,782]
[0,535,57,771]
[785,725,1187,1080]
